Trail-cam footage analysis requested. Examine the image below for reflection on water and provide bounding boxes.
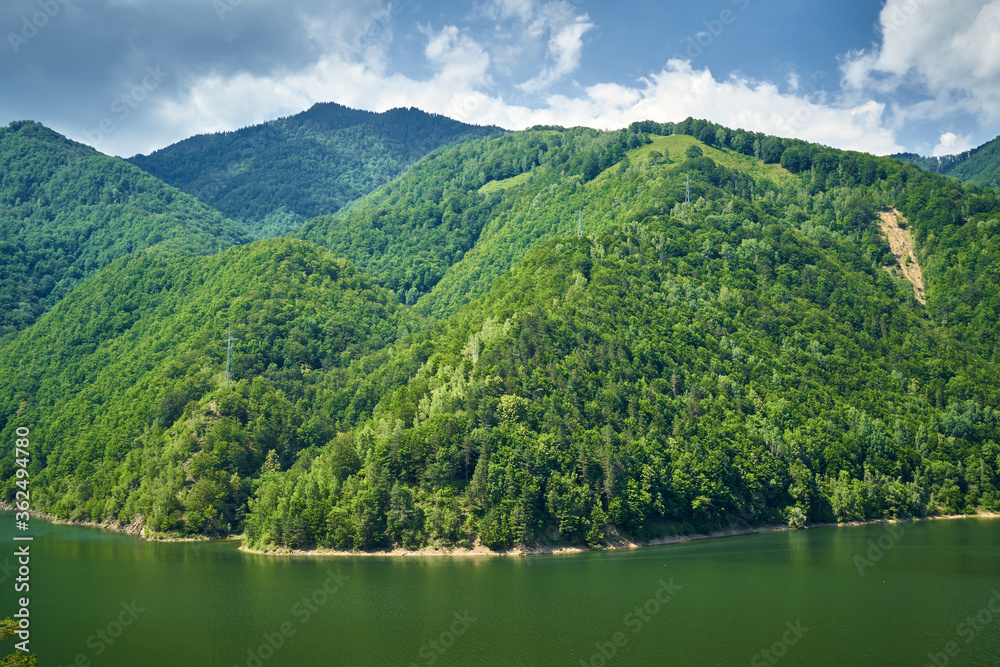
[1,515,997,666]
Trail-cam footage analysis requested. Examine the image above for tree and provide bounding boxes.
[714,128,729,148]
[843,193,874,235]
[780,146,809,173]
[697,124,717,146]
[582,152,601,181]
[0,618,37,666]
[761,138,784,163]
[783,506,807,528]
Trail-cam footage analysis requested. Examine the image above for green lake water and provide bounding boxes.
[1,515,998,666]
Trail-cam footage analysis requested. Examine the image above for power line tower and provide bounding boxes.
[685,173,691,205]
[224,326,233,384]
[577,208,583,239]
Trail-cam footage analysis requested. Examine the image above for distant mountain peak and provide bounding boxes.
[127,101,505,237]
[891,134,1000,189]
[0,121,250,337]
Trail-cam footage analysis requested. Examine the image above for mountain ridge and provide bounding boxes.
[892,134,1000,190]
[1,113,998,554]
[0,119,251,338]
[128,102,506,237]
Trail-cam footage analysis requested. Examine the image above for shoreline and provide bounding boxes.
[238,512,1000,558]
[0,503,216,542]
[6,504,997,556]
[238,521,794,557]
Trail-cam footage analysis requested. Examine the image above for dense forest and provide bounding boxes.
[1,117,998,554]
[299,118,1000,356]
[893,134,1000,190]
[129,103,504,237]
[297,126,657,314]
[0,239,412,532]
[0,121,250,339]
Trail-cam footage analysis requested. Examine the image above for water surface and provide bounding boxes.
[2,516,998,666]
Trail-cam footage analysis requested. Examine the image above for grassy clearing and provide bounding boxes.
[629,134,799,188]
[479,169,534,194]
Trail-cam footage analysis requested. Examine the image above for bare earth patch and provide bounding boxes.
[877,208,926,304]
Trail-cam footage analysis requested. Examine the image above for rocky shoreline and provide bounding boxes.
[0,504,213,542]
[238,512,1000,558]
[5,504,996,555]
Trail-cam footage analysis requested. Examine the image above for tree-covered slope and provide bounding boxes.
[128,102,505,237]
[302,119,1000,361]
[246,219,1000,551]
[297,126,669,313]
[0,238,413,531]
[0,120,251,339]
[243,131,1000,552]
[417,132,799,318]
[1,117,999,553]
[893,134,1000,190]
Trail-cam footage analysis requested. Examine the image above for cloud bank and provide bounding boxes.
[2,0,996,157]
[842,0,1000,124]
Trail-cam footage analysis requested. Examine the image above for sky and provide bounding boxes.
[2,0,999,158]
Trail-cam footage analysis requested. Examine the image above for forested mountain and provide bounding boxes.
[297,126,657,314]
[300,120,1000,354]
[893,135,1000,190]
[128,103,505,237]
[0,121,251,339]
[0,239,411,530]
[2,117,999,554]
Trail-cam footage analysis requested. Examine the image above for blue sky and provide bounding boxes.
[2,0,998,158]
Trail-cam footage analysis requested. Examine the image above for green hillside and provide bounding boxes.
[420,132,798,317]
[1,117,999,553]
[893,134,1000,190]
[128,102,505,237]
[300,119,1000,354]
[247,123,1000,551]
[297,125,667,314]
[0,120,251,339]
[946,137,1000,187]
[0,238,411,531]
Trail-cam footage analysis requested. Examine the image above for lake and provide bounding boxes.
[1,515,998,666]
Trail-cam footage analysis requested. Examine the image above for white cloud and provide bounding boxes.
[482,0,594,93]
[518,18,594,92]
[518,15,593,92]
[842,0,1000,122]
[82,2,907,157]
[489,0,535,22]
[513,61,902,153]
[136,56,902,159]
[932,131,973,157]
[786,70,800,92]
[423,25,492,87]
